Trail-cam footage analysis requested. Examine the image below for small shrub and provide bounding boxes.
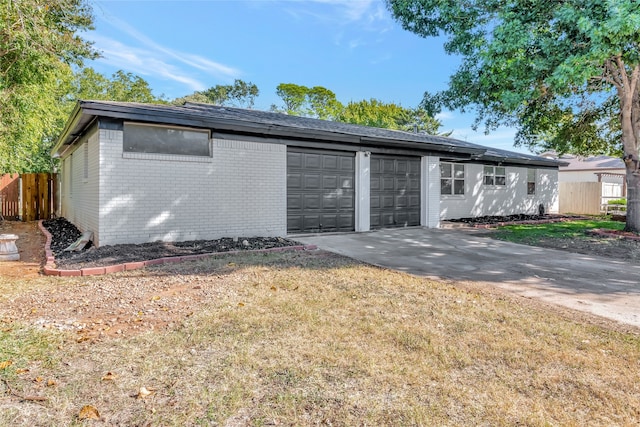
[607,198,627,205]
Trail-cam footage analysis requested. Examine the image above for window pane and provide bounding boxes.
[496,166,506,176]
[454,179,465,195]
[484,175,494,185]
[527,168,536,181]
[441,179,452,195]
[454,164,465,178]
[528,182,536,195]
[124,123,210,156]
[495,176,506,186]
[483,166,493,175]
[440,163,452,178]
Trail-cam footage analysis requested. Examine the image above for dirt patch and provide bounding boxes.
[0,221,45,278]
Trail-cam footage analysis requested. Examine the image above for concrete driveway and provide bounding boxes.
[295,228,640,329]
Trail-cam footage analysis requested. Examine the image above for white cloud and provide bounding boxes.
[87,7,241,92]
[435,111,454,120]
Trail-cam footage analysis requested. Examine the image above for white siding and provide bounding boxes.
[60,126,100,237]
[96,130,286,246]
[355,151,370,232]
[422,156,440,228]
[440,164,559,220]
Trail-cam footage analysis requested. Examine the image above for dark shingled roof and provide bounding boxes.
[53,100,564,168]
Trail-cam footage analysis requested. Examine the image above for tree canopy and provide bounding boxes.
[1,0,97,173]
[272,83,445,134]
[387,0,640,230]
[272,83,342,119]
[172,79,259,108]
[337,98,443,135]
[72,68,161,103]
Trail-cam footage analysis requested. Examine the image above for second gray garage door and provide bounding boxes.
[287,149,355,233]
[370,155,421,229]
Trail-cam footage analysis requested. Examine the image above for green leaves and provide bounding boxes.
[388,0,640,157]
[0,0,97,173]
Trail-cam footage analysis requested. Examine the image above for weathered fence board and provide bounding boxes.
[0,173,20,220]
[559,182,602,215]
[21,173,57,221]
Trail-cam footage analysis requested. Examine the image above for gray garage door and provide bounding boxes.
[370,155,421,229]
[287,149,355,233]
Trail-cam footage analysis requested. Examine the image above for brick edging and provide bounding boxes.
[38,220,317,277]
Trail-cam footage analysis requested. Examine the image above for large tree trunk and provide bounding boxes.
[625,167,640,232]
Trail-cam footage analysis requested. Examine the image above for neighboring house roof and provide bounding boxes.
[53,100,564,168]
[558,155,625,171]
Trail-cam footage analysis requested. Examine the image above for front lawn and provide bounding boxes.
[1,251,639,426]
[492,219,625,244]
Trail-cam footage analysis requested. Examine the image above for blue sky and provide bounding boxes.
[86,0,529,154]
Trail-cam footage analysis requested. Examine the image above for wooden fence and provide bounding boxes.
[0,173,20,219]
[0,173,58,221]
[559,182,602,215]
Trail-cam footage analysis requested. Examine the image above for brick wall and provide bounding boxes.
[96,131,286,246]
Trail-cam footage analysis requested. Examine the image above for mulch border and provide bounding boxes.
[38,220,317,277]
[442,216,591,229]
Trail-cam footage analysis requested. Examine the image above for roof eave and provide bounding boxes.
[51,101,84,157]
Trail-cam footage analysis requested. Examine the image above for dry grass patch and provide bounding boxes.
[1,250,639,426]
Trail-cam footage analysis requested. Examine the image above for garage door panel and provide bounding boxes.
[288,152,303,168]
[304,154,322,169]
[288,194,302,210]
[340,157,355,171]
[324,155,340,169]
[340,176,354,189]
[370,177,381,191]
[322,195,337,210]
[287,173,302,190]
[339,196,354,209]
[303,194,321,210]
[323,175,338,189]
[288,149,355,233]
[381,195,395,208]
[370,154,421,230]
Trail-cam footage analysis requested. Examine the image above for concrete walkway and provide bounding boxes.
[295,228,640,329]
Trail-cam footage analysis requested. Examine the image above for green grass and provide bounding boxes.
[492,219,625,244]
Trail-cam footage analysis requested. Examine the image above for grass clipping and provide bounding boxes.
[1,251,640,426]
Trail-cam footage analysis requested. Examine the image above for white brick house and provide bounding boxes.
[52,101,562,247]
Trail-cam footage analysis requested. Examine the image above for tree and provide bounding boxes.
[173,79,259,108]
[1,0,97,173]
[387,0,640,231]
[273,83,311,116]
[272,83,342,119]
[73,68,161,103]
[336,98,443,134]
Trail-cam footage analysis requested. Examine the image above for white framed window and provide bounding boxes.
[123,122,211,157]
[527,169,536,195]
[440,162,465,195]
[483,165,506,186]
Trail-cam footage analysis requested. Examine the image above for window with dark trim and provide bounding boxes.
[440,162,465,195]
[483,165,506,186]
[527,168,536,195]
[123,123,210,156]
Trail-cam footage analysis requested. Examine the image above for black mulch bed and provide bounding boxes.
[446,214,585,225]
[42,218,302,269]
